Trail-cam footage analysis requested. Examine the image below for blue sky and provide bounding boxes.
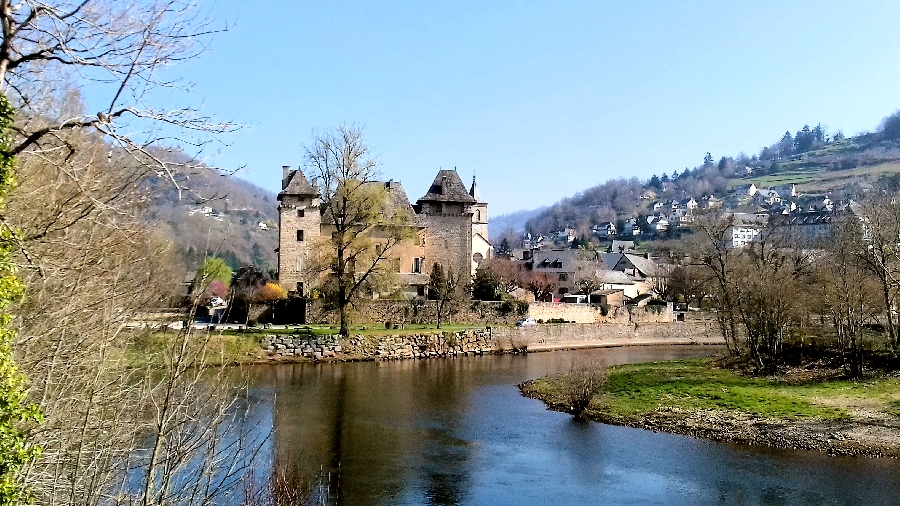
[144,0,900,216]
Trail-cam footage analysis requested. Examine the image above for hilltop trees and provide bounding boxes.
[879,110,900,141]
[303,126,415,336]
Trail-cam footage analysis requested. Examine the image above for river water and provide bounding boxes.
[244,346,900,505]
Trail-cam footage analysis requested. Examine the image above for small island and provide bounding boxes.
[520,357,900,458]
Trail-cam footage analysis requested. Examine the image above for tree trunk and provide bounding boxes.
[880,281,897,351]
[339,287,350,337]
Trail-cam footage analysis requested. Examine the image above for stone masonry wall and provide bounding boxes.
[306,299,674,326]
[260,329,497,360]
[528,302,674,324]
[307,299,523,326]
[423,213,473,277]
[259,320,723,361]
[491,320,722,346]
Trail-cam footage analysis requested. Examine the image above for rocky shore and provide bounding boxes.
[519,382,900,458]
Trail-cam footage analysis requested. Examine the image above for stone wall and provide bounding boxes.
[307,299,523,326]
[528,302,674,324]
[258,320,723,361]
[260,329,497,360]
[423,213,474,277]
[491,320,722,347]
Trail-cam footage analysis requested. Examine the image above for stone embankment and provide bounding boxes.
[258,321,724,361]
[260,334,343,359]
[259,329,498,360]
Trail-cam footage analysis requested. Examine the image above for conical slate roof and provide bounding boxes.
[417,169,477,204]
[469,175,484,203]
[278,169,319,200]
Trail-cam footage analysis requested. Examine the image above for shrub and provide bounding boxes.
[561,361,606,418]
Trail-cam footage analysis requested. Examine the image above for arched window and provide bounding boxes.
[475,210,481,221]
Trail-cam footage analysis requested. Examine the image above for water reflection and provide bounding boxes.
[246,347,900,505]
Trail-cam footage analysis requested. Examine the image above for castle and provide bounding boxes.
[277,167,491,298]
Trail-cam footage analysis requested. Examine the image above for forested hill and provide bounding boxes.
[524,110,900,237]
[142,157,280,275]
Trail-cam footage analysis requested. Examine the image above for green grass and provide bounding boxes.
[126,331,266,366]
[526,359,900,421]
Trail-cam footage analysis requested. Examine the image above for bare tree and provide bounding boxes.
[304,126,416,336]
[814,218,881,376]
[428,262,466,329]
[689,211,741,356]
[854,194,900,349]
[523,270,557,302]
[560,361,605,419]
[0,0,235,190]
[9,120,265,505]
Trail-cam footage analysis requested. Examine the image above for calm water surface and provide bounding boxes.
[245,346,900,505]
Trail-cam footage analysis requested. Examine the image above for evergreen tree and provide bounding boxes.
[498,237,512,257]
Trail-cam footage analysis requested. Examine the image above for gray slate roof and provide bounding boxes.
[278,170,318,199]
[417,170,477,204]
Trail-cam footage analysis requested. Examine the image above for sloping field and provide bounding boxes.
[728,162,900,194]
[796,162,900,193]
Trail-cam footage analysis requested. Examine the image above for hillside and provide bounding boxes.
[489,207,548,234]
[142,162,280,275]
[524,111,900,239]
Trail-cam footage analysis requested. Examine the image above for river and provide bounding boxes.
[243,346,900,505]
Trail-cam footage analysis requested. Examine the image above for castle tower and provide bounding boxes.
[468,175,492,272]
[415,169,491,278]
[277,166,321,297]
[469,175,488,240]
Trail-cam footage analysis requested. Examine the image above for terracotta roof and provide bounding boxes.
[278,170,318,199]
[417,170,477,204]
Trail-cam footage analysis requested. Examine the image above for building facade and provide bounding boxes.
[277,167,491,297]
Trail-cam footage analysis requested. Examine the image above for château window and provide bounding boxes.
[297,230,304,241]
[475,210,481,221]
[413,257,422,273]
[559,273,568,281]
[297,209,305,217]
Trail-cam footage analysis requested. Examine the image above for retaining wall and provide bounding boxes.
[258,320,723,361]
[307,299,523,326]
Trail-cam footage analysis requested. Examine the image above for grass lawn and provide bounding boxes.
[125,323,499,367]
[525,358,900,421]
[126,331,266,366]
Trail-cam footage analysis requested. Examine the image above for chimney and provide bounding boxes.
[282,165,291,190]
[440,175,447,195]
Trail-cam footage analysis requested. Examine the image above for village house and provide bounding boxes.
[727,212,767,248]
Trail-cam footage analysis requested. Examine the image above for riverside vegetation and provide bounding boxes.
[521,355,900,457]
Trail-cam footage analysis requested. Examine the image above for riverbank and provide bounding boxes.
[125,321,725,366]
[519,358,900,458]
